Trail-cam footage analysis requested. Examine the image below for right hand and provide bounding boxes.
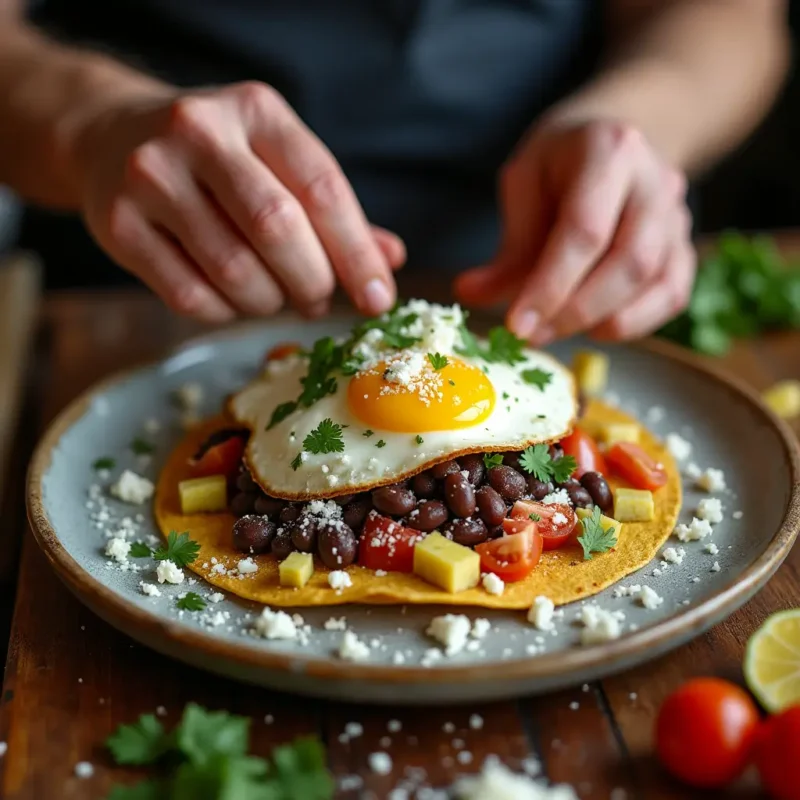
[72,82,405,322]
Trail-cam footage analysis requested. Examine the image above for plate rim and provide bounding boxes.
[25,320,800,687]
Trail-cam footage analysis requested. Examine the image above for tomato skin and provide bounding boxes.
[189,434,246,479]
[754,705,800,800]
[606,442,668,490]
[559,427,607,478]
[655,678,760,788]
[358,512,422,573]
[475,522,543,582]
[510,500,577,550]
[263,341,302,365]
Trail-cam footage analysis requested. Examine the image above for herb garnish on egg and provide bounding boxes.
[522,367,553,391]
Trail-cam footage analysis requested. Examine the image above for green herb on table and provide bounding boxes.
[129,542,152,558]
[176,592,206,612]
[93,457,116,471]
[130,437,155,456]
[153,531,200,567]
[577,507,617,560]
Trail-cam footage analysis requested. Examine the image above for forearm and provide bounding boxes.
[543,0,791,175]
[0,20,171,208]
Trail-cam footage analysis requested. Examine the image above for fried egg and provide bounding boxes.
[228,300,577,499]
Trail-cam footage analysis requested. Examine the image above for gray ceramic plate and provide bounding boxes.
[27,313,800,705]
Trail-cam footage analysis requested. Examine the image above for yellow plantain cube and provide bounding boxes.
[575,507,624,538]
[279,551,314,588]
[762,380,800,419]
[572,349,609,397]
[613,487,655,522]
[598,422,640,446]
[178,475,227,514]
[413,532,480,593]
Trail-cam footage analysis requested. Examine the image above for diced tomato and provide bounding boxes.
[475,522,543,582]
[511,500,577,550]
[358,512,422,573]
[606,442,668,490]
[559,427,607,478]
[263,341,302,365]
[189,431,247,479]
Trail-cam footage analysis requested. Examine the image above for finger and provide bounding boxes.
[240,84,396,315]
[371,226,407,270]
[126,144,285,316]
[506,125,639,341]
[105,198,235,323]
[591,239,697,341]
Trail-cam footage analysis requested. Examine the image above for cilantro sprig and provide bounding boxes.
[577,506,617,559]
[519,444,577,483]
[427,352,448,371]
[302,418,344,455]
[176,592,206,611]
[153,531,200,568]
[106,703,334,799]
[482,453,504,470]
[456,320,527,366]
[130,437,155,456]
[129,542,153,558]
[521,367,552,391]
[93,456,115,471]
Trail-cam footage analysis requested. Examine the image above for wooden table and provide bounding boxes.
[0,277,798,800]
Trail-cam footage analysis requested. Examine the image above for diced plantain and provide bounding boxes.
[598,422,640,446]
[613,487,655,522]
[178,475,227,514]
[576,507,624,538]
[763,380,800,419]
[279,551,314,588]
[413,532,480,593]
[572,349,609,397]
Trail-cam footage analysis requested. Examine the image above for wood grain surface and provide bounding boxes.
[0,268,797,799]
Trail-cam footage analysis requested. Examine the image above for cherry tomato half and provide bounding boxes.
[358,512,422,573]
[475,521,543,582]
[655,677,760,788]
[189,430,247,479]
[510,500,577,550]
[754,705,800,800]
[559,427,607,479]
[606,441,668,490]
[263,341,302,365]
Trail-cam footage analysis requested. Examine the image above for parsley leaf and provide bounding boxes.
[427,352,448,371]
[375,439,386,448]
[415,435,424,444]
[298,336,341,409]
[92,456,115,470]
[529,513,541,521]
[153,531,200,567]
[303,418,344,454]
[482,453,504,470]
[290,453,303,471]
[577,506,617,559]
[176,703,249,765]
[176,592,207,611]
[129,542,152,558]
[362,429,374,438]
[551,455,577,483]
[107,714,171,765]
[267,401,298,430]
[521,367,552,391]
[130,437,155,456]
[107,781,164,800]
[519,444,552,481]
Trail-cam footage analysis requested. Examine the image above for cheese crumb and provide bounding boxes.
[665,433,692,461]
[110,470,154,505]
[469,714,484,730]
[328,570,353,590]
[696,498,724,524]
[368,751,393,776]
[426,614,471,656]
[324,617,347,631]
[74,762,94,779]
[174,382,204,410]
[105,537,131,564]
[696,468,726,493]
[237,557,258,575]
[339,630,370,662]
[661,546,685,565]
[470,618,491,639]
[579,604,622,645]
[139,581,161,598]
[528,596,555,631]
[452,756,578,799]
[711,561,721,573]
[156,559,184,584]
[639,586,664,610]
[674,517,712,542]
[482,573,505,596]
[209,592,225,603]
[704,542,720,555]
[542,489,570,506]
[253,608,297,640]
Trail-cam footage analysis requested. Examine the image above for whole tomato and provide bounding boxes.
[754,705,800,800]
[655,677,760,788]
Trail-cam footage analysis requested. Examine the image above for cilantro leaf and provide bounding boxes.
[362,429,374,438]
[107,714,172,765]
[298,336,342,409]
[482,453,504,470]
[107,781,165,800]
[302,418,344,455]
[415,435,424,444]
[550,455,577,483]
[171,754,267,800]
[266,401,297,430]
[290,453,303,471]
[176,592,207,611]
[375,439,386,448]
[485,327,527,365]
[529,513,541,521]
[265,736,335,800]
[153,531,200,567]
[176,703,249,766]
[129,542,152,558]
[519,444,553,482]
[427,352,448,371]
[93,456,115,470]
[455,324,482,359]
[521,367,552,391]
[577,507,617,560]
[130,437,155,456]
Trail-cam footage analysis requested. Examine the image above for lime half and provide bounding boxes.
[744,609,800,713]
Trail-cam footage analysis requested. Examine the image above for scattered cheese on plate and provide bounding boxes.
[696,497,724,524]
[253,608,297,640]
[426,614,471,656]
[528,596,555,631]
[665,432,692,461]
[696,468,726,493]
[110,470,154,505]
[674,517,713,542]
[156,559,184,585]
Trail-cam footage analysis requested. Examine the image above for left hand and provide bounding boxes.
[455,118,696,343]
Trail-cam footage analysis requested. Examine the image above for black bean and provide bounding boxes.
[581,472,613,512]
[527,478,553,501]
[230,492,257,517]
[270,530,295,560]
[444,472,476,518]
[443,517,488,547]
[487,524,505,540]
[567,484,594,509]
[236,471,258,493]
[342,497,371,532]
[431,459,460,480]
[556,477,581,491]
[407,500,448,532]
[317,523,357,569]
[232,515,275,554]
[334,493,355,506]
[488,464,527,501]
[411,471,437,498]
[458,454,485,487]
[475,485,506,527]
[290,516,320,552]
[372,486,416,516]
[254,495,285,517]
[502,451,523,471]
[549,443,565,462]
[279,505,300,524]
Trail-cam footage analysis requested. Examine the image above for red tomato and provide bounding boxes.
[475,522,543,582]
[189,432,246,479]
[358,512,422,573]
[655,677,760,788]
[606,441,668,490]
[263,341,302,365]
[754,705,800,800]
[559,427,607,478]
[511,500,577,550]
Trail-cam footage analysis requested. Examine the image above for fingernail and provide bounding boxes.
[361,278,393,315]
[511,310,540,340]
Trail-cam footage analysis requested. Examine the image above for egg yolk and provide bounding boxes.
[347,357,495,432]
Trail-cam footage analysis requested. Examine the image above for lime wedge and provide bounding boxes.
[744,609,800,713]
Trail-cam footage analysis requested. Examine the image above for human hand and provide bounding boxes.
[455,119,695,343]
[72,82,404,323]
